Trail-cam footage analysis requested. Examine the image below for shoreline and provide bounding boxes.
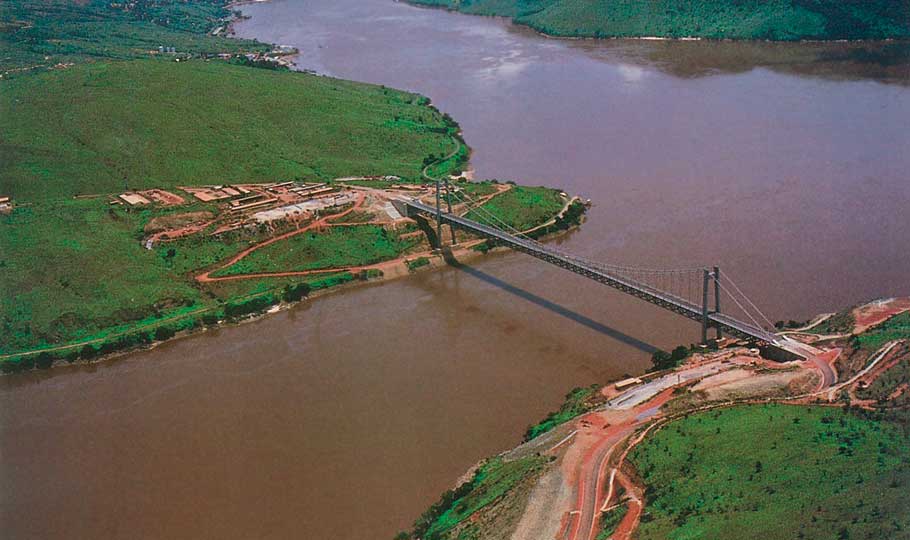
[0,215,586,373]
[400,0,909,44]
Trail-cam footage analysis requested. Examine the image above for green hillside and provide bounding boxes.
[0,0,266,75]
[630,404,910,539]
[0,60,460,201]
[410,0,910,40]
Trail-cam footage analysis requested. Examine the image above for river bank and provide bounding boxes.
[401,297,910,540]
[403,0,910,42]
[1,198,587,373]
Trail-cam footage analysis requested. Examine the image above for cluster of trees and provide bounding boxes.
[1,272,362,374]
[650,345,692,371]
[0,315,206,374]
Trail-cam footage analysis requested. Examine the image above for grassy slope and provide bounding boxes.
[630,404,910,540]
[856,344,910,408]
[466,185,565,232]
[410,455,550,540]
[0,198,202,353]
[213,224,422,276]
[855,311,910,351]
[0,60,460,201]
[410,0,910,40]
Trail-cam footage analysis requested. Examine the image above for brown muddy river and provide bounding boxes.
[2,1,909,538]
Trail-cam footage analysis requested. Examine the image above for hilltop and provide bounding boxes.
[408,0,910,41]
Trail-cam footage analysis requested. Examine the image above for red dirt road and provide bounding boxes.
[567,389,675,540]
[196,192,366,283]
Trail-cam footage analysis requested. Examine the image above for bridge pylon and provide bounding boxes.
[434,178,443,251]
[433,178,458,250]
[702,267,723,344]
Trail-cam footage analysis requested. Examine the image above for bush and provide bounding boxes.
[282,282,311,302]
[224,294,278,319]
[650,345,690,372]
[154,325,177,341]
[80,344,99,360]
[35,352,54,369]
[407,257,431,272]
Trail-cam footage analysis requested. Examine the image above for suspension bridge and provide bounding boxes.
[392,184,805,360]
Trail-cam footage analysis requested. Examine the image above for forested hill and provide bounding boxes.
[408,0,910,41]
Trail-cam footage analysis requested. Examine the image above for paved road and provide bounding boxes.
[605,362,732,410]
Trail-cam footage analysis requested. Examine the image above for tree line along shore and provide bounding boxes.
[407,0,910,41]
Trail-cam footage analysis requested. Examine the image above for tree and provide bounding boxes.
[650,350,674,371]
[282,282,310,303]
[35,352,54,370]
[670,345,689,362]
[154,325,176,341]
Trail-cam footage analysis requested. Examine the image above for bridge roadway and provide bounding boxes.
[398,199,784,347]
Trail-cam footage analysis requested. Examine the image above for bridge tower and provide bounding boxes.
[433,177,457,250]
[444,177,457,245]
[701,267,722,344]
[434,178,442,251]
[714,266,722,340]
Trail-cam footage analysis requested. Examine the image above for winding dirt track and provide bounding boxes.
[195,192,366,283]
[567,390,675,540]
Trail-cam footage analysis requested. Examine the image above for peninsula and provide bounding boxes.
[0,0,581,370]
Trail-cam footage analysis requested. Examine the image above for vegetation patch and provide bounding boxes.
[811,309,856,335]
[854,311,910,351]
[0,199,201,354]
[407,257,431,272]
[856,346,910,409]
[404,455,550,540]
[524,384,599,441]
[0,0,266,75]
[630,404,910,540]
[213,225,421,276]
[649,345,692,372]
[596,502,628,540]
[466,185,564,232]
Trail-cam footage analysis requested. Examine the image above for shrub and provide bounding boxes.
[154,325,177,341]
[224,294,278,319]
[282,282,311,303]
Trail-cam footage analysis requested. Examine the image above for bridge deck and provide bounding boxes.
[400,199,782,346]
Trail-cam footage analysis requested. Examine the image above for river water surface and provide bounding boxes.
[2,1,909,538]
